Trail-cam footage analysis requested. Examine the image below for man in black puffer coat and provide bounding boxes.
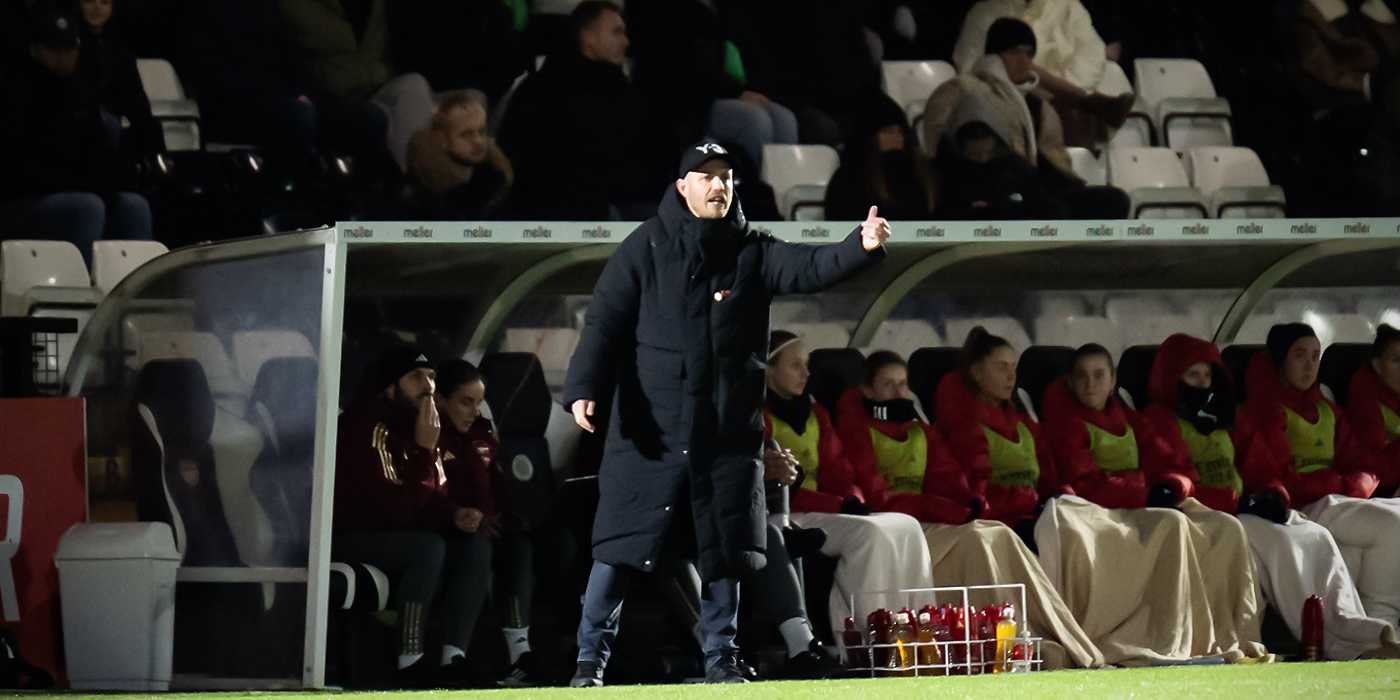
[564,142,889,686]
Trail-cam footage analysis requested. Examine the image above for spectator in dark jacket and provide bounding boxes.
[386,0,522,103]
[76,0,164,158]
[825,94,937,220]
[0,5,152,261]
[497,1,669,220]
[933,94,1068,220]
[173,0,388,156]
[404,91,512,220]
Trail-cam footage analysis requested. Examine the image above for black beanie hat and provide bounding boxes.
[985,17,1037,57]
[1266,323,1318,369]
[375,345,433,390]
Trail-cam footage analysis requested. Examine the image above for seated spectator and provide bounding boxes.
[174,0,388,158]
[1039,343,1266,662]
[1143,333,1400,661]
[932,95,1067,220]
[1290,0,1400,108]
[497,1,669,220]
[924,18,1128,218]
[1236,324,1400,627]
[0,5,152,261]
[385,0,522,103]
[332,347,492,688]
[626,0,797,167]
[762,331,934,644]
[404,92,512,220]
[953,0,1134,147]
[824,94,938,221]
[835,347,1105,670]
[1349,325,1400,496]
[278,0,436,170]
[76,0,164,159]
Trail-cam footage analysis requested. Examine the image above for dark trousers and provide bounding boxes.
[577,560,740,669]
[746,523,806,625]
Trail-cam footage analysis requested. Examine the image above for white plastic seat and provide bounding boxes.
[1106,147,1208,218]
[92,240,169,295]
[230,330,315,389]
[1111,98,1156,149]
[1183,147,1286,218]
[1328,314,1378,345]
[1233,314,1283,345]
[770,300,824,325]
[881,60,957,123]
[1118,313,1211,348]
[139,331,245,409]
[1133,59,1231,152]
[136,58,201,151]
[0,240,104,317]
[1067,147,1106,186]
[1033,316,1122,359]
[761,145,840,221]
[944,317,1032,355]
[867,320,943,358]
[784,323,851,350]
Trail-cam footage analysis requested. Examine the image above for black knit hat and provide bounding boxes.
[1266,323,1318,369]
[375,345,433,390]
[985,17,1037,57]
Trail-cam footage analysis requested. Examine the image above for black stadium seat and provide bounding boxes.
[1017,346,1074,413]
[806,348,864,418]
[248,356,320,567]
[1221,344,1265,402]
[480,352,555,526]
[1320,343,1372,407]
[1116,345,1159,411]
[908,347,960,421]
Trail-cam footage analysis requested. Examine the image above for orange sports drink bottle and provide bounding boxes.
[916,611,943,676]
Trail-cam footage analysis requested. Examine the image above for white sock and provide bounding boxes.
[503,627,531,664]
[398,653,423,670]
[440,645,465,666]
[779,617,815,658]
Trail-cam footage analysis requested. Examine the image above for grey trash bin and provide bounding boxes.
[54,522,179,690]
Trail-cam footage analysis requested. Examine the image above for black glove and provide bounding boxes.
[1146,483,1179,509]
[840,496,871,516]
[1239,491,1288,524]
[782,525,828,560]
[966,498,984,523]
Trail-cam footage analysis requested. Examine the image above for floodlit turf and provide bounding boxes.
[44,660,1400,700]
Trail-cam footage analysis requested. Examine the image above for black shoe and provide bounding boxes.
[397,656,449,690]
[782,525,827,560]
[570,661,604,688]
[779,641,849,680]
[704,653,749,683]
[438,655,494,689]
[500,651,543,687]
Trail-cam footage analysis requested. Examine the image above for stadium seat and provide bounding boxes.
[771,300,824,325]
[135,58,201,151]
[806,348,864,418]
[501,327,581,390]
[231,330,315,391]
[1183,147,1286,218]
[1359,295,1400,328]
[1319,343,1371,408]
[328,562,390,612]
[943,317,1032,355]
[248,357,319,567]
[91,240,169,295]
[1033,315,1122,360]
[1106,147,1208,219]
[785,322,851,350]
[881,60,957,123]
[1067,147,1106,186]
[479,353,555,526]
[1327,314,1378,345]
[1115,345,1159,410]
[761,145,840,221]
[1117,314,1210,349]
[908,347,960,421]
[1,241,106,386]
[139,331,246,412]
[867,319,943,359]
[1133,59,1231,153]
[1221,344,1264,402]
[1233,313,1283,345]
[1017,345,1074,413]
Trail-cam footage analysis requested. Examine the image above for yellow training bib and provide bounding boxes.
[985,421,1040,489]
[1177,418,1244,496]
[1085,422,1139,475]
[771,412,821,491]
[1285,401,1336,474]
[1382,402,1400,443]
[871,426,928,494]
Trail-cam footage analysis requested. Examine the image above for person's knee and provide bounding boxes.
[411,532,447,571]
[714,99,774,140]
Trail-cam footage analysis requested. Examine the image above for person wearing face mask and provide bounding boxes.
[404,91,513,220]
[922,18,1128,218]
[763,332,934,644]
[1348,325,1400,496]
[1235,323,1400,629]
[563,142,888,687]
[1039,343,1266,665]
[822,94,937,222]
[1143,333,1400,661]
[932,94,1068,220]
[837,341,1104,670]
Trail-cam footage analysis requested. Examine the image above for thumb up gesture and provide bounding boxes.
[861,206,890,251]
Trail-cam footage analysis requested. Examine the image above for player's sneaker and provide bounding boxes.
[499,652,543,687]
[570,661,605,688]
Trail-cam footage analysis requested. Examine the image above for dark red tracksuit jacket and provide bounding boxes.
[1348,365,1400,495]
[762,402,865,513]
[333,396,457,535]
[437,415,520,525]
[1041,377,1174,510]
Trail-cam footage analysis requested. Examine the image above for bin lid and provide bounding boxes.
[55,522,180,561]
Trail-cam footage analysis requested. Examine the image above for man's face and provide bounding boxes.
[80,0,112,30]
[962,135,997,164]
[389,368,437,408]
[1374,343,1400,396]
[438,105,488,166]
[1180,362,1213,390]
[1281,337,1322,392]
[863,363,910,403]
[676,159,734,219]
[31,43,79,75]
[971,346,1018,403]
[1069,354,1115,412]
[1000,44,1036,85]
[765,343,810,400]
[579,9,629,66]
[437,379,486,433]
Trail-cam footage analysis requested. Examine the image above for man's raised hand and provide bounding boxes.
[415,394,441,450]
[572,399,597,433]
[861,206,891,251]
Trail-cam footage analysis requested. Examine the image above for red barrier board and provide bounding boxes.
[0,398,86,687]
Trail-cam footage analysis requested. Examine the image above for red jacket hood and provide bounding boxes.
[1150,334,1227,408]
[1244,350,1325,419]
[1350,363,1400,414]
[934,370,1022,438]
[1043,377,1130,435]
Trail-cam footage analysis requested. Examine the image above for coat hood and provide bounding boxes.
[934,370,1022,437]
[1042,376,1129,435]
[1245,349,1325,418]
[1149,334,1228,407]
[1349,362,1400,413]
[942,91,1018,153]
[658,179,748,243]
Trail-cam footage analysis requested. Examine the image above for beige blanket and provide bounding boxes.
[921,520,1105,669]
[1035,496,1266,665]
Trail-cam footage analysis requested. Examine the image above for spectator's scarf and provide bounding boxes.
[971,53,1040,164]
